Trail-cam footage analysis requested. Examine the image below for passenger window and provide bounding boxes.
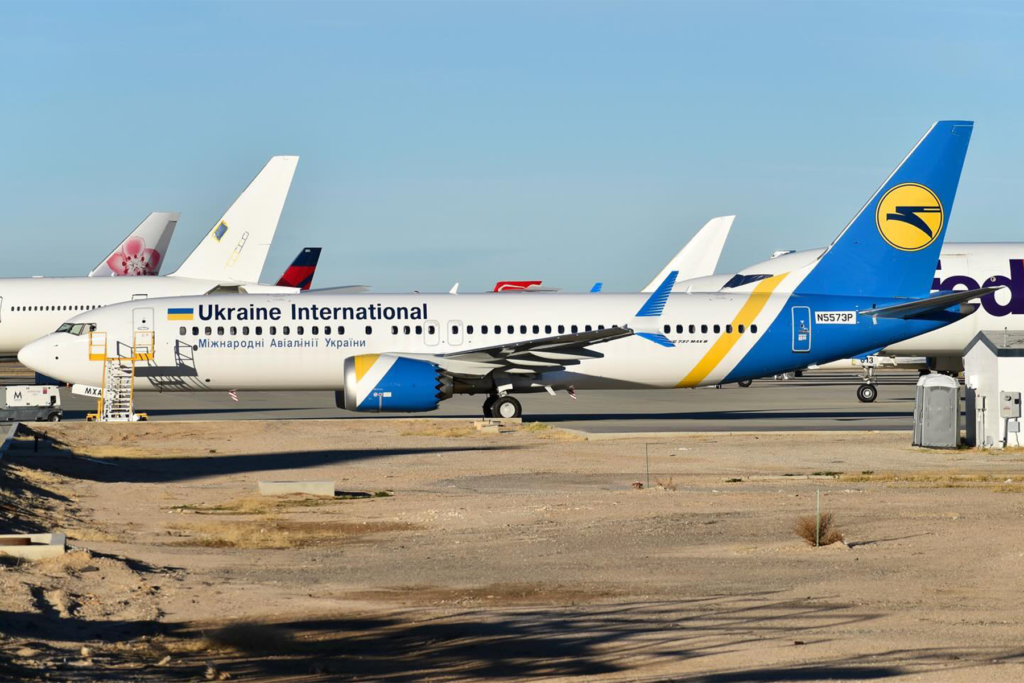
[751,324,758,333]
[324,326,330,335]
[230,326,237,336]
[391,326,398,335]
[726,324,733,334]
[191,326,199,335]
[532,325,539,334]
[297,326,304,335]
[312,326,319,335]
[520,325,527,334]
[689,325,695,334]
[283,326,290,335]
[415,325,422,335]
[676,324,684,334]
[482,325,488,334]
[558,325,565,334]
[339,326,345,335]
[241,326,249,335]
[427,325,435,334]
[216,327,224,335]
[738,324,745,333]
[270,326,277,335]
[366,326,373,335]
[663,324,671,334]
[585,325,592,332]
[714,324,721,334]
[403,325,410,335]
[205,326,212,335]
[700,325,708,333]
[256,326,263,335]
[571,324,578,334]
[494,325,501,335]
[598,325,605,330]
[179,326,186,335]
[545,325,552,334]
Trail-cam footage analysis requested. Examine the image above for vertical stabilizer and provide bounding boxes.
[643,216,734,292]
[171,156,299,283]
[89,212,179,277]
[275,247,322,291]
[796,121,973,298]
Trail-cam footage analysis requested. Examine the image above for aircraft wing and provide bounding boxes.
[396,326,633,378]
[643,215,734,292]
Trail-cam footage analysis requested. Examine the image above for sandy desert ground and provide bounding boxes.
[2,420,1024,681]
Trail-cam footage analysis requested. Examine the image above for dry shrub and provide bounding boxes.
[655,477,677,491]
[171,519,416,549]
[400,421,475,438]
[793,512,844,547]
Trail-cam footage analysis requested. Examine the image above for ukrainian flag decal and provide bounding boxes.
[168,307,194,321]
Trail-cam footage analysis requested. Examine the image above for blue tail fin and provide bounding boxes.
[796,121,973,299]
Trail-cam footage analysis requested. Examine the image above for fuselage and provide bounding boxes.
[0,276,300,357]
[20,286,959,395]
[681,243,1024,363]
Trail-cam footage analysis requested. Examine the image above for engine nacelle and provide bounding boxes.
[336,354,452,412]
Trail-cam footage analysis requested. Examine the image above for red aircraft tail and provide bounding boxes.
[276,247,322,291]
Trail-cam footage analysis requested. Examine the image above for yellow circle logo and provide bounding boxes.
[875,183,944,251]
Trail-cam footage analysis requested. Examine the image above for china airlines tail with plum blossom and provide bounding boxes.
[88,212,179,277]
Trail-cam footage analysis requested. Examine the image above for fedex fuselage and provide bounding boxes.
[684,243,1024,370]
[21,284,958,397]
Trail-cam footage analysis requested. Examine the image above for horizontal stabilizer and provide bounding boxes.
[860,286,1001,319]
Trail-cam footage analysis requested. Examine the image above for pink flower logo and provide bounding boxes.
[106,236,161,276]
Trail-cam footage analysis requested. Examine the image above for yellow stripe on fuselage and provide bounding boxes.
[355,354,380,382]
[677,273,789,388]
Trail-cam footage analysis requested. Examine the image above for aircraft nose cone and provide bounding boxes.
[18,338,53,376]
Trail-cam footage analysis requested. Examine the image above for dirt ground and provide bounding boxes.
[2,420,1024,681]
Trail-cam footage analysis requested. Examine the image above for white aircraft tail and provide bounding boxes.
[642,215,734,292]
[170,156,299,283]
[89,212,179,277]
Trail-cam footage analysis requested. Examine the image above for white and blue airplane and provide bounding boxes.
[20,121,989,419]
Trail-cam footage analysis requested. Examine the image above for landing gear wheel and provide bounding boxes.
[737,379,753,388]
[490,396,522,419]
[481,396,496,417]
[48,413,61,422]
[856,384,878,403]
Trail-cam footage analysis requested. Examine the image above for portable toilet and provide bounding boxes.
[913,374,960,449]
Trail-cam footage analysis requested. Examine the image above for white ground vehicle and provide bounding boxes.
[2,386,62,422]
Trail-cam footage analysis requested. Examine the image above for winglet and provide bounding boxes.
[635,270,678,317]
[590,282,603,293]
[449,283,459,295]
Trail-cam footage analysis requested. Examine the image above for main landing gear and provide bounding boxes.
[482,395,522,419]
[856,383,878,403]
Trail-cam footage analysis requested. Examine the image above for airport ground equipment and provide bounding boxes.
[1,386,61,422]
[85,331,150,422]
[963,331,1024,448]
[912,374,960,449]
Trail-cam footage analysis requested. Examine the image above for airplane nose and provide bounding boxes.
[18,338,54,376]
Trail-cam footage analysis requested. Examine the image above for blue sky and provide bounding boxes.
[1,1,1022,292]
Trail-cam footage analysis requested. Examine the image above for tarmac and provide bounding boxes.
[7,369,921,434]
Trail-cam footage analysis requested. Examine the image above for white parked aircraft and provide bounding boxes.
[89,212,179,277]
[0,156,299,358]
[682,243,1024,400]
[22,122,989,419]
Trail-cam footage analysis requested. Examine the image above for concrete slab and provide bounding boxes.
[0,422,18,461]
[258,480,335,497]
[0,532,66,560]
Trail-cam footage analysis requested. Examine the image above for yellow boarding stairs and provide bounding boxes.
[86,331,152,422]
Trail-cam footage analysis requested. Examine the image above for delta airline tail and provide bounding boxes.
[644,215,734,292]
[796,121,973,298]
[275,248,322,291]
[171,156,299,284]
[89,212,179,277]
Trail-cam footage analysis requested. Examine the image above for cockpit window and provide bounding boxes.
[723,273,772,289]
[57,323,90,336]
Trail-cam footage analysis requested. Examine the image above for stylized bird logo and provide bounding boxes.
[886,206,942,238]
